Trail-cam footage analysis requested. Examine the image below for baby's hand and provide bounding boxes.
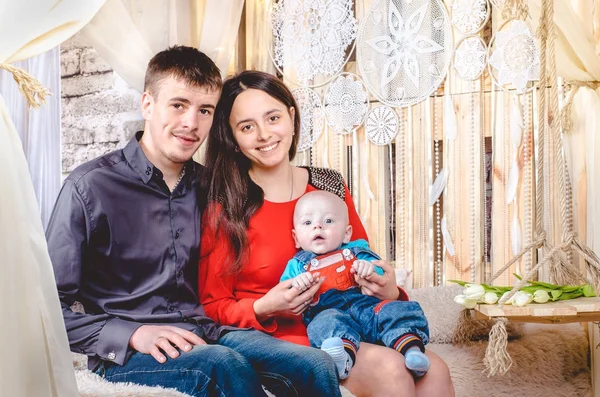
[292,273,318,291]
[351,260,374,278]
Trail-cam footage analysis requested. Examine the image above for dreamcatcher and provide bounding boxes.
[323,72,369,209]
[488,19,540,94]
[356,0,453,107]
[292,87,325,164]
[268,0,357,87]
[451,0,490,35]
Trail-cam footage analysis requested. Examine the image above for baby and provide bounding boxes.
[280,190,430,379]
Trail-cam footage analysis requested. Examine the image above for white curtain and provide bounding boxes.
[0,47,61,229]
[527,0,600,260]
[80,0,245,93]
[0,1,106,396]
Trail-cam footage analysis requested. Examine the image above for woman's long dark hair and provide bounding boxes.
[203,71,301,274]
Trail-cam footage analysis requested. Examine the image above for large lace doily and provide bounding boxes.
[365,105,399,146]
[453,35,487,81]
[451,0,490,35]
[292,87,325,152]
[488,20,540,94]
[269,0,357,86]
[323,73,369,135]
[357,0,452,107]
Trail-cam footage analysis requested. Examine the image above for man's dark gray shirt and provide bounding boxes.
[46,132,225,371]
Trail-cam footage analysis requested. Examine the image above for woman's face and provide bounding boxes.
[229,88,295,171]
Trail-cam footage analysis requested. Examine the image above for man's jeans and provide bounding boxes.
[305,288,430,350]
[95,330,341,397]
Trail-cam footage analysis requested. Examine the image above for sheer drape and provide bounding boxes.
[80,0,244,92]
[527,0,600,260]
[0,1,106,395]
[0,47,61,229]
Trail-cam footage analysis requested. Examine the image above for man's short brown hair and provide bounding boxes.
[144,45,222,97]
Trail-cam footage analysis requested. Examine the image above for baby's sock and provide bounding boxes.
[404,347,430,377]
[321,337,355,380]
[394,334,430,377]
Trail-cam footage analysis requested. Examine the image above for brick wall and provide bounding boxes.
[60,33,143,178]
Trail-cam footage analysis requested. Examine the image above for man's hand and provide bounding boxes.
[351,260,375,278]
[129,325,206,363]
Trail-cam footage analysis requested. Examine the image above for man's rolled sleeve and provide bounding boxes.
[96,318,142,365]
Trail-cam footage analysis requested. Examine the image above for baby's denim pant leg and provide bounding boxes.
[368,300,430,348]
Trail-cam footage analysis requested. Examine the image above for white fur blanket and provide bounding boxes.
[73,286,591,397]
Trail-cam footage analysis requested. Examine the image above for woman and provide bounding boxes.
[199,70,454,397]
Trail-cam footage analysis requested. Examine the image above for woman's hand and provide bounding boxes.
[353,260,400,300]
[253,273,324,321]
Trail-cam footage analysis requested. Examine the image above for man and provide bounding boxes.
[47,46,339,397]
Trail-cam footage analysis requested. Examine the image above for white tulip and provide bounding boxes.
[533,290,550,303]
[454,294,478,309]
[512,291,533,307]
[499,291,514,305]
[482,292,499,304]
[464,284,485,301]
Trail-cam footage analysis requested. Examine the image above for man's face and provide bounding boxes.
[292,196,352,255]
[140,75,220,169]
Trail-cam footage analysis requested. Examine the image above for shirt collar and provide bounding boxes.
[123,131,200,187]
[123,131,156,184]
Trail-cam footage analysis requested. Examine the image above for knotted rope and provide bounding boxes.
[483,0,600,376]
[560,81,600,134]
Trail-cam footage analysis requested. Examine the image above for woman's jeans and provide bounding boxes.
[95,329,341,397]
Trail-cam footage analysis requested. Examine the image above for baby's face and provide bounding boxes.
[293,195,351,255]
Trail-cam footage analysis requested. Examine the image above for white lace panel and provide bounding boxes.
[324,73,369,135]
[292,87,325,152]
[270,0,357,86]
[357,0,453,107]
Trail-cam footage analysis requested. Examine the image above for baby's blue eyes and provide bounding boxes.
[303,220,311,226]
[325,219,333,224]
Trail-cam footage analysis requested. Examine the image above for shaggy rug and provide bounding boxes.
[72,285,591,397]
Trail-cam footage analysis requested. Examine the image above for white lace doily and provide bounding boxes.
[453,35,487,81]
[488,20,540,94]
[357,0,452,107]
[451,0,490,35]
[365,105,399,146]
[269,0,357,87]
[323,73,369,135]
[292,87,325,152]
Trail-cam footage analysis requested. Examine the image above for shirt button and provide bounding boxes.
[108,352,116,360]
[168,306,176,313]
[175,231,180,239]
[145,166,151,175]
[177,270,183,278]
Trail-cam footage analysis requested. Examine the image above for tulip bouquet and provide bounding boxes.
[450,275,596,309]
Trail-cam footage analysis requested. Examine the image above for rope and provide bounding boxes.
[0,63,50,108]
[560,81,600,134]
[535,0,548,247]
[484,317,513,377]
[502,0,529,21]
